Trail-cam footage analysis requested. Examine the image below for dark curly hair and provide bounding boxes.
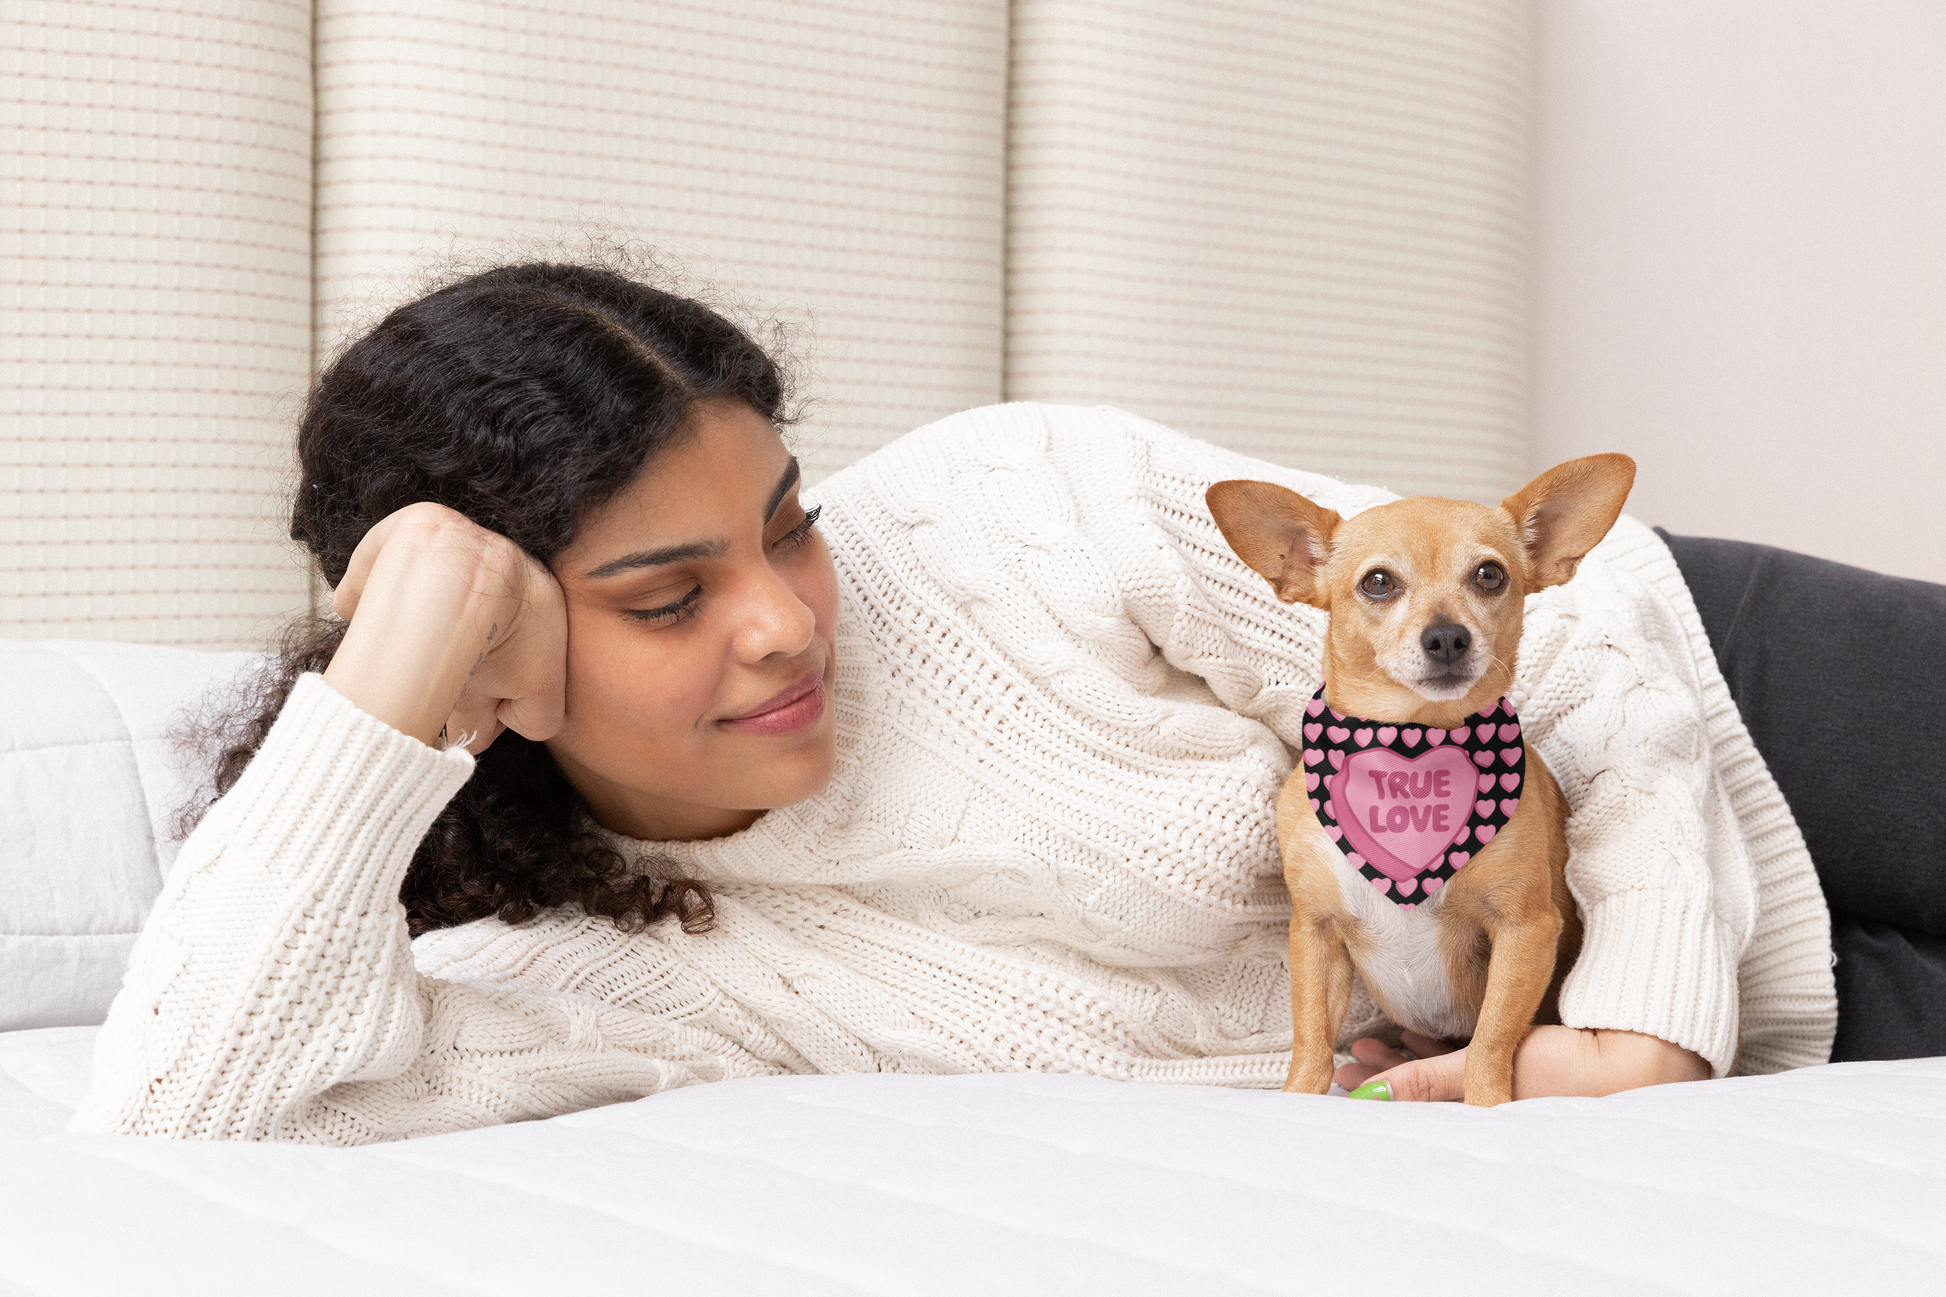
[182,260,796,937]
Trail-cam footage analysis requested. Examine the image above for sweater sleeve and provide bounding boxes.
[73,674,767,1144]
[1039,405,1769,1075]
[1569,520,1836,1074]
[1509,530,1748,1075]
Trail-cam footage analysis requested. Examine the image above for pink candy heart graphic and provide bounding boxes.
[1328,751,1345,770]
[1477,773,1496,793]
[1423,877,1443,893]
[1472,751,1495,767]
[1475,723,1496,743]
[1310,798,1321,811]
[1307,698,1326,717]
[1303,751,1324,766]
[1426,730,1446,747]
[1397,876,1418,897]
[1498,723,1521,742]
[1353,728,1373,747]
[1401,728,1422,747]
[1377,726,1397,745]
[1326,744,1477,884]
[1326,825,1343,842]
[1304,723,1322,742]
[1499,773,1520,792]
[1326,726,1350,743]
[1370,876,1391,892]
[1500,798,1520,817]
[1475,799,1494,816]
[1448,851,1470,869]
[1475,824,1497,844]
[1305,771,1320,791]
[1501,747,1522,766]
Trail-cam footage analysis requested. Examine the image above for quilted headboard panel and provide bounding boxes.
[1006,0,1530,503]
[312,0,1013,480]
[0,639,254,1030]
[0,0,316,647]
[4,1,1533,646]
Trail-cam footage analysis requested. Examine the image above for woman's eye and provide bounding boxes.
[1359,569,1396,599]
[625,585,701,625]
[775,503,822,551]
[1475,562,1507,593]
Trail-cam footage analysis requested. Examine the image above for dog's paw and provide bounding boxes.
[1461,1083,1513,1107]
[1283,1060,1335,1095]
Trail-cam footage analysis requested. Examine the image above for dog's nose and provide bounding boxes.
[1421,622,1472,665]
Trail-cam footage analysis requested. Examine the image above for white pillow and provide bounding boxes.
[0,640,257,1030]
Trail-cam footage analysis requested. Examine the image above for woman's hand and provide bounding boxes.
[1336,1026,1711,1102]
[322,502,568,753]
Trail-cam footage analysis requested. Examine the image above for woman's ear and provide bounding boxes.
[1205,480,1342,607]
[1499,454,1637,590]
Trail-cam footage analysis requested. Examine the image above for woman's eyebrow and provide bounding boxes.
[583,458,801,580]
[583,539,726,579]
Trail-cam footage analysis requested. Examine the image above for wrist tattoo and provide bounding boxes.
[468,621,499,677]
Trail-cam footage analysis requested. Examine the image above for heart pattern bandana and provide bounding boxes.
[1301,686,1525,908]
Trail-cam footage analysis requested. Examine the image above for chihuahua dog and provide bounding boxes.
[1206,455,1635,1106]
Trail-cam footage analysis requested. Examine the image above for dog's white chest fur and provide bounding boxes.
[1331,850,1477,1041]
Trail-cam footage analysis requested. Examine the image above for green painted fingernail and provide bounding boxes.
[1347,1079,1392,1101]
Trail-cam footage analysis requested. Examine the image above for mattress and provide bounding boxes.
[4,1025,1940,1295]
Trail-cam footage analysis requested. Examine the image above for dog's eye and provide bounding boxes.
[1475,562,1507,593]
[1359,569,1397,599]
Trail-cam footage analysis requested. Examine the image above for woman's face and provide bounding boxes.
[544,397,840,842]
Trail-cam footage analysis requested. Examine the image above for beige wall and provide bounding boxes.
[1531,0,1946,584]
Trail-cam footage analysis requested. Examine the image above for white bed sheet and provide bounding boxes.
[2,1026,1940,1295]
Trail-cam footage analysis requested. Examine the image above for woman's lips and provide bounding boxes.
[720,669,826,736]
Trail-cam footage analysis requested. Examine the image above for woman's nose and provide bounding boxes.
[732,565,817,663]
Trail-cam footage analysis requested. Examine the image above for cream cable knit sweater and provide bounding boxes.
[76,404,1836,1144]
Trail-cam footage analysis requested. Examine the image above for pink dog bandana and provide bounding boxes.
[1301,687,1526,908]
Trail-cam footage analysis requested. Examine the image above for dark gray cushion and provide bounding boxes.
[1659,530,1946,1062]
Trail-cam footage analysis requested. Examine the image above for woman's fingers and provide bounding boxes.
[1352,1038,1405,1068]
[1370,1049,1467,1102]
[330,501,459,621]
[502,551,569,740]
[440,686,507,755]
[324,502,561,748]
[1400,1029,1460,1058]
[461,552,568,746]
[329,510,393,621]
[1337,1033,1467,1101]
[1333,1037,1400,1088]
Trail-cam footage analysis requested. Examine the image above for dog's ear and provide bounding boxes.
[1205,480,1342,606]
[1499,454,1636,590]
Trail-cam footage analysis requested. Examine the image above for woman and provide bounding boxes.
[74,262,1835,1143]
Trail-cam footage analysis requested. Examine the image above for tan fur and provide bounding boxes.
[1209,454,1633,1105]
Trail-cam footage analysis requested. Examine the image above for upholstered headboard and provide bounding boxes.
[2,0,1530,650]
